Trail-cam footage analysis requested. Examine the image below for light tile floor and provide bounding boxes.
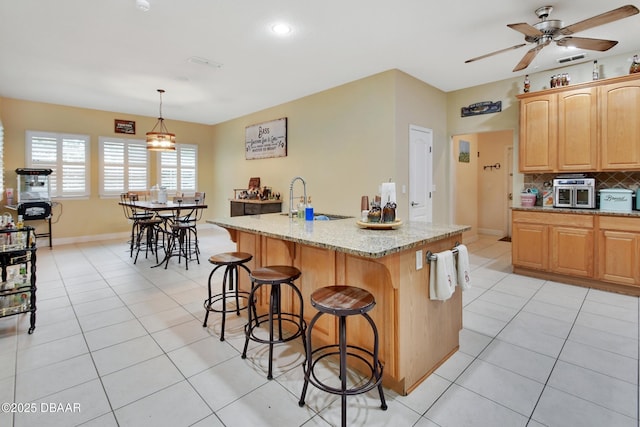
[0,227,638,426]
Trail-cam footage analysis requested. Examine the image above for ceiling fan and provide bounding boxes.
[465,4,639,71]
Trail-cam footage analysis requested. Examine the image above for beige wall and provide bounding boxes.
[394,72,449,222]
[453,133,479,241]
[210,70,449,221]
[477,130,512,235]
[0,98,213,242]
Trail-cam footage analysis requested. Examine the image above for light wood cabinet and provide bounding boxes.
[512,220,548,270]
[557,87,598,171]
[513,210,593,276]
[513,210,640,295]
[518,74,640,173]
[519,93,557,172]
[550,226,594,278]
[599,79,640,170]
[597,216,640,286]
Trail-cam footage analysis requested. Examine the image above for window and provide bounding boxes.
[99,137,148,196]
[26,130,90,198]
[158,144,197,193]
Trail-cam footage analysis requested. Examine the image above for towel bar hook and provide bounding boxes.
[426,241,460,262]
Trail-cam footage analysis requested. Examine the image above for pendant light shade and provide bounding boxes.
[146,89,176,151]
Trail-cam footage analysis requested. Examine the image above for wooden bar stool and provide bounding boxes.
[203,252,253,341]
[298,285,387,427]
[242,265,306,380]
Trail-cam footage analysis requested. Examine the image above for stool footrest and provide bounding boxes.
[302,344,384,397]
[203,292,251,314]
[245,314,306,344]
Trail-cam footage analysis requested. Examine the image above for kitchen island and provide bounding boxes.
[208,213,470,395]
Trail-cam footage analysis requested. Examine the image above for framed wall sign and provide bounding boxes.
[245,117,287,160]
[114,119,136,134]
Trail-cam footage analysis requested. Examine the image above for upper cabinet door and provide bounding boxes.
[558,87,598,171]
[519,93,558,172]
[600,80,640,170]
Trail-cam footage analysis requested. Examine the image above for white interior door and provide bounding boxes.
[506,145,513,237]
[409,125,433,222]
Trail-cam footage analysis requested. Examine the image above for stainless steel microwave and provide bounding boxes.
[553,177,596,208]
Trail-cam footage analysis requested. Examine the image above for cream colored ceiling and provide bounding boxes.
[1,0,639,125]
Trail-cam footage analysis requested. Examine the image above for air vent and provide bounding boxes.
[557,53,587,64]
[186,56,223,69]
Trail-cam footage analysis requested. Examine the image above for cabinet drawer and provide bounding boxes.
[599,215,640,233]
[513,211,594,228]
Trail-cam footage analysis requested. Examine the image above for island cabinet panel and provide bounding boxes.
[519,94,557,172]
[600,80,640,170]
[597,216,640,286]
[557,87,598,171]
[296,244,339,345]
[397,235,462,391]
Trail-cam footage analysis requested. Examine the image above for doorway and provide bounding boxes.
[452,130,513,242]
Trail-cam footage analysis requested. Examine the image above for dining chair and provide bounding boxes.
[120,192,153,257]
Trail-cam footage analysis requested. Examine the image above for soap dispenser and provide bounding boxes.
[297,197,305,219]
[305,196,314,221]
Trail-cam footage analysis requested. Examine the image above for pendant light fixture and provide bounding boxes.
[146,89,176,151]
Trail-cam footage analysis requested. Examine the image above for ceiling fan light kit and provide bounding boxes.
[466,4,639,72]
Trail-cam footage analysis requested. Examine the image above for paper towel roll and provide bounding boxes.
[381,182,396,204]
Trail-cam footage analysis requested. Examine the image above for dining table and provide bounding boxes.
[118,199,208,268]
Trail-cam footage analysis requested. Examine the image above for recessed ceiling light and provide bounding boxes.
[271,23,292,35]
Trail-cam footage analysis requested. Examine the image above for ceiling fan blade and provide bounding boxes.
[559,5,639,36]
[507,22,543,38]
[465,43,527,64]
[513,41,550,72]
[556,36,618,51]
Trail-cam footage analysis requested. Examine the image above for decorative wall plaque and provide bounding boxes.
[114,119,136,134]
[461,101,502,117]
[245,117,287,160]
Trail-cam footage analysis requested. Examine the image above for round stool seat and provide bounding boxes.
[250,265,301,284]
[203,251,253,341]
[311,286,375,316]
[209,252,253,265]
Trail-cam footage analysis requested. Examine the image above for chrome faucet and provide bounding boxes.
[289,176,307,219]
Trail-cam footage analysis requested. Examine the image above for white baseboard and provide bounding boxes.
[42,223,219,247]
[477,228,503,237]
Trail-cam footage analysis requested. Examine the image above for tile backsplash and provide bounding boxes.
[524,172,640,192]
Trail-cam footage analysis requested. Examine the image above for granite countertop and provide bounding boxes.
[511,205,640,217]
[208,213,470,259]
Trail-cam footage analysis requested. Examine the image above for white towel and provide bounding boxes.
[429,250,456,301]
[455,244,472,291]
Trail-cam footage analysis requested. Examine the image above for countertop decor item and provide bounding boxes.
[356,219,402,230]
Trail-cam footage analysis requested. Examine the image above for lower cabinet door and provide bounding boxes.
[598,230,640,286]
[550,226,594,277]
[512,223,548,270]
